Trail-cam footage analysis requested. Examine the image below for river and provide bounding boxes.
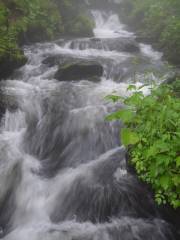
[0,4,177,240]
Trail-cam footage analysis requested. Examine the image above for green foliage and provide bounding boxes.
[65,14,94,37]
[0,0,62,67]
[120,0,180,65]
[106,82,180,208]
[0,0,94,77]
[121,128,139,146]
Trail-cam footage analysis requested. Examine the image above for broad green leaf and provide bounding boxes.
[159,175,172,190]
[124,92,144,106]
[172,200,180,209]
[176,156,180,167]
[105,112,121,121]
[106,109,134,123]
[147,145,158,158]
[121,128,139,146]
[156,154,171,166]
[149,165,158,178]
[105,95,124,103]
[127,85,137,91]
[172,175,180,186]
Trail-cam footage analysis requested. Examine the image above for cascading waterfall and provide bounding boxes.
[0,4,178,240]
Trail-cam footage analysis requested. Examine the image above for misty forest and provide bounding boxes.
[0,0,179,239]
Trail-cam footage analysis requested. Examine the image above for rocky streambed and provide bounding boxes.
[0,5,179,240]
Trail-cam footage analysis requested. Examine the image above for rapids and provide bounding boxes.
[0,4,177,240]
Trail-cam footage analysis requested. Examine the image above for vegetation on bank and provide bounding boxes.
[106,80,180,209]
[120,0,180,65]
[0,0,94,79]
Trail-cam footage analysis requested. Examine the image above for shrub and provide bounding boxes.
[106,81,180,208]
[65,14,94,37]
[0,0,94,78]
[0,0,62,68]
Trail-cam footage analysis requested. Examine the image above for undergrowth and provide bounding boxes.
[106,80,180,208]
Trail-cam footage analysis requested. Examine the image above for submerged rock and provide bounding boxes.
[88,37,139,53]
[42,55,66,67]
[55,37,140,53]
[54,62,103,81]
[0,89,18,120]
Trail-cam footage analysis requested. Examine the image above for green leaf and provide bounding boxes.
[106,109,134,123]
[159,175,172,190]
[156,197,163,205]
[105,95,124,103]
[176,156,180,167]
[156,154,171,167]
[172,200,180,209]
[138,84,150,90]
[149,165,158,178]
[127,85,137,91]
[147,145,157,158]
[105,112,121,121]
[172,175,180,187]
[121,128,140,146]
[124,92,144,107]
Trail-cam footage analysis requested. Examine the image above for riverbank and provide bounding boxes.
[119,0,180,66]
[0,0,94,80]
[114,0,180,224]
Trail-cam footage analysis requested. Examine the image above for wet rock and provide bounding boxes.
[0,103,5,120]
[0,90,6,119]
[54,62,103,81]
[42,54,85,68]
[121,40,139,53]
[19,26,48,44]
[0,89,18,120]
[103,38,139,53]
[42,55,65,67]
[0,54,27,80]
[61,37,139,53]
[163,72,180,85]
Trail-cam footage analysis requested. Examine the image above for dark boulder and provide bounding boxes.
[0,89,18,120]
[42,55,66,67]
[19,25,51,45]
[0,54,27,80]
[121,40,139,53]
[103,38,139,53]
[0,102,6,121]
[54,62,103,81]
[0,89,6,120]
[42,54,83,68]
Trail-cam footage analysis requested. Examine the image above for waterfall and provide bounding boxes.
[0,6,177,240]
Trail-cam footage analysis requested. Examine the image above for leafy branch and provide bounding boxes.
[106,81,180,208]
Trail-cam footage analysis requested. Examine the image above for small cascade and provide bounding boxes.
[0,5,177,240]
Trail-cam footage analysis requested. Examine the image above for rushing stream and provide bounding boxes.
[0,4,178,240]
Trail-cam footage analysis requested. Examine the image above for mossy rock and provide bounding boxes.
[0,51,27,80]
[54,61,103,81]
[0,88,18,120]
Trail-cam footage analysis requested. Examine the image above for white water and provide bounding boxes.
[0,7,176,240]
[92,10,134,38]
